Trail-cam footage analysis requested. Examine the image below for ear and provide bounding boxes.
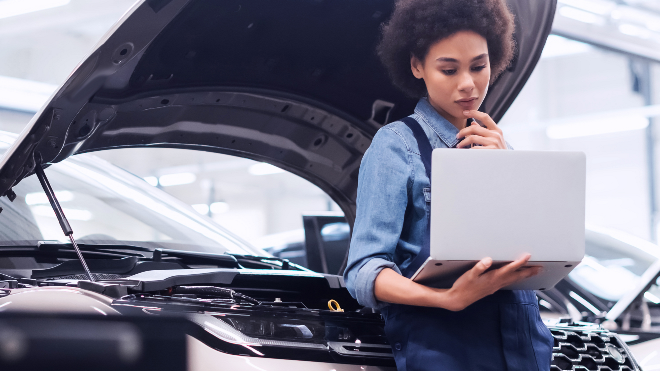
[410,55,424,79]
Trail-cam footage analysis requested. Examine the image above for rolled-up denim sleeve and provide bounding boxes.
[344,127,410,309]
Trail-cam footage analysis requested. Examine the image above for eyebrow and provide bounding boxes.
[436,53,488,63]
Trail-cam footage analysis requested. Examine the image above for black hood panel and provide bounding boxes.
[116,0,414,124]
[0,0,556,227]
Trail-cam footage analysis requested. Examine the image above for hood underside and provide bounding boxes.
[0,0,556,226]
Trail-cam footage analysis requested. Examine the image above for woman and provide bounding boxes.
[343,0,554,370]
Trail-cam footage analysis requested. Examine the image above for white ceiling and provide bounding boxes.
[0,0,135,85]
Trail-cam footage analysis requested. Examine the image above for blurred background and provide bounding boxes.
[1,0,660,249]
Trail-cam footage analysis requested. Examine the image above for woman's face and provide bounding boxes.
[411,30,490,129]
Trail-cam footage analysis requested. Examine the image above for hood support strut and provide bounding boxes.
[34,164,95,282]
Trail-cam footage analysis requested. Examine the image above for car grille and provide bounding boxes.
[550,328,638,371]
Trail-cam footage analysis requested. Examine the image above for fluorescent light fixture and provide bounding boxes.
[647,20,660,33]
[0,0,71,20]
[248,163,284,176]
[558,0,616,16]
[25,190,73,205]
[143,176,158,187]
[609,6,660,32]
[559,6,606,25]
[158,172,196,187]
[0,75,57,112]
[0,134,15,145]
[538,299,553,310]
[210,201,229,214]
[32,205,92,221]
[618,23,652,39]
[0,133,14,148]
[546,116,648,139]
[541,35,593,58]
[192,204,209,214]
[644,291,660,304]
[569,291,601,315]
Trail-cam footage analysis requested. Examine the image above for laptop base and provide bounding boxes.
[411,259,580,290]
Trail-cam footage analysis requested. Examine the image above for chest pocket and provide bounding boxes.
[423,187,431,203]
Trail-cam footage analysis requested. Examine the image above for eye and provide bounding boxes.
[442,69,457,76]
[471,65,487,72]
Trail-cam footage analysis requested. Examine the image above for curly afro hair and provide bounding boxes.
[377,0,515,98]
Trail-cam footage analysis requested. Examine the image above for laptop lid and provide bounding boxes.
[429,149,586,262]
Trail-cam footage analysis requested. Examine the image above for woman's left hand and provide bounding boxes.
[456,110,507,149]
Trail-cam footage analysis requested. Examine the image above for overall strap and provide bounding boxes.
[400,117,433,181]
[399,117,433,279]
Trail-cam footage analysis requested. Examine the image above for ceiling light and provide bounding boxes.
[559,6,606,25]
[608,5,660,32]
[618,23,652,39]
[158,172,196,187]
[32,205,92,221]
[541,35,593,58]
[648,21,660,32]
[210,201,229,214]
[569,291,601,315]
[644,291,660,304]
[25,190,73,205]
[546,116,648,139]
[538,299,553,310]
[248,163,284,176]
[143,176,158,187]
[0,134,15,146]
[192,204,209,214]
[0,75,57,112]
[0,0,71,20]
[558,0,616,16]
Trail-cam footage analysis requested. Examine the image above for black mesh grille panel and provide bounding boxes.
[550,328,637,371]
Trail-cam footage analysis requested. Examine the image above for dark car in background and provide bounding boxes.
[0,0,648,369]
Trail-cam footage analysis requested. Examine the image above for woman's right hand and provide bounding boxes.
[444,254,541,311]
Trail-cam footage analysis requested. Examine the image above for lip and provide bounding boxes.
[455,97,478,110]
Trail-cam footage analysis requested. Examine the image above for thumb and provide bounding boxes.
[471,257,492,277]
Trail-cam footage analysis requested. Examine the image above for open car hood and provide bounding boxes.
[0,0,555,226]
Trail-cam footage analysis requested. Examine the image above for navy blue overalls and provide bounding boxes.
[381,117,554,371]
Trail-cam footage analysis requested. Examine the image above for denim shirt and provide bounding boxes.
[344,97,508,309]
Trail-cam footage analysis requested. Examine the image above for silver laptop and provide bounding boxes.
[411,149,586,291]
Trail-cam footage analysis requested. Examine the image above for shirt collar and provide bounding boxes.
[413,97,460,148]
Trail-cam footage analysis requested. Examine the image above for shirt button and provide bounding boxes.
[394,342,402,351]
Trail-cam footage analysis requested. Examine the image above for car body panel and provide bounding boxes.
[0,286,119,315]
[187,336,396,371]
[629,338,660,369]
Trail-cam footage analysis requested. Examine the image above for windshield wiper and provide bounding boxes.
[34,164,94,281]
[37,241,150,256]
[152,248,238,267]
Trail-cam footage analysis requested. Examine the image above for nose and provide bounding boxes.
[457,71,475,93]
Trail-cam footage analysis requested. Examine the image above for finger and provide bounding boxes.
[463,110,499,131]
[469,257,492,278]
[497,254,531,275]
[457,125,499,140]
[456,135,497,148]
